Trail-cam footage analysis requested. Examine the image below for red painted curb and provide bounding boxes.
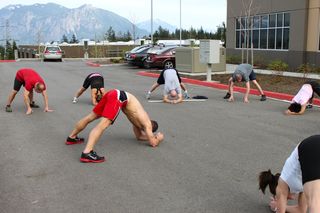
[0,60,16,63]
[137,71,320,106]
[86,61,101,67]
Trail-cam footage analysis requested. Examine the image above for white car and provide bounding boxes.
[43,45,63,62]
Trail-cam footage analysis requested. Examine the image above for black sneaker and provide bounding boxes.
[30,101,40,108]
[306,104,313,109]
[260,95,267,101]
[65,136,85,145]
[80,150,105,163]
[223,93,231,99]
[5,105,12,112]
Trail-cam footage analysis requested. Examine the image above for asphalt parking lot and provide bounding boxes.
[1,60,319,213]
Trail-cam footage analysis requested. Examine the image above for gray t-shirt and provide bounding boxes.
[163,69,182,95]
[232,64,253,82]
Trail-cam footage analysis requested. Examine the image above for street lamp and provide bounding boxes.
[151,0,153,45]
[180,0,182,46]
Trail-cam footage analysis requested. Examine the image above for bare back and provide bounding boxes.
[122,92,152,132]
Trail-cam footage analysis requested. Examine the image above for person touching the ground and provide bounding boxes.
[259,134,320,212]
[285,80,320,115]
[72,72,106,106]
[223,63,266,103]
[5,68,53,115]
[161,69,183,104]
[66,89,164,163]
[146,68,189,99]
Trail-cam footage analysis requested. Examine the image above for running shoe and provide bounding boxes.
[260,95,267,101]
[65,136,85,145]
[146,92,151,100]
[80,150,105,163]
[30,101,40,108]
[72,97,78,103]
[5,105,12,112]
[306,104,313,109]
[223,93,231,99]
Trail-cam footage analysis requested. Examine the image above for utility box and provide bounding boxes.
[175,47,207,73]
[210,48,226,72]
[199,40,220,64]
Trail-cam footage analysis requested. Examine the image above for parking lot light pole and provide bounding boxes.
[151,0,153,45]
[180,0,182,46]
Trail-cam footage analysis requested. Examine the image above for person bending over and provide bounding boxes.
[5,68,53,115]
[72,72,105,106]
[259,135,320,212]
[146,68,189,99]
[66,89,164,163]
[223,63,266,103]
[162,69,183,104]
[285,81,320,115]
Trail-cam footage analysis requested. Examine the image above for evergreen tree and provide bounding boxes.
[6,40,14,60]
[61,34,69,43]
[106,27,116,42]
[70,34,78,44]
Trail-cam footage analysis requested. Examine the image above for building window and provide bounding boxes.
[235,12,290,50]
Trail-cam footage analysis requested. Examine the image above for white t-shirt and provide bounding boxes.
[280,146,303,194]
[292,84,313,105]
[163,69,181,95]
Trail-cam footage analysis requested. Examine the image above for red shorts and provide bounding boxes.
[93,89,128,123]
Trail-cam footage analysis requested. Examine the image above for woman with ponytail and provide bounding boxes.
[72,73,105,106]
[258,135,320,213]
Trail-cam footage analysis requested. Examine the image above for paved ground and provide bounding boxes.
[0,61,319,213]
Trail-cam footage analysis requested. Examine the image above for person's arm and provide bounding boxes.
[163,94,172,103]
[42,90,53,112]
[23,89,32,115]
[180,82,187,91]
[269,192,307,213]
[91,89,98,106]
[173,94,183,104]
[149,83,160,93]
[228,80,235,102]
[275,178,289,213]
[132,125,164,147]
[243,81,250,103]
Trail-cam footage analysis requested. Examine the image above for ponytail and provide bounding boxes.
[258,169,280,196]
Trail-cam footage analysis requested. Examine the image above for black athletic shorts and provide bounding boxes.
[298,135,320,184]
[13,78,24,91]
[248,70,257,81]
[305,80,320,97]
[157,69,182,85]
[83,76,104,89]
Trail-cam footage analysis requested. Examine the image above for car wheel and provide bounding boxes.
[143,60,150,69]
[164,61,174,69]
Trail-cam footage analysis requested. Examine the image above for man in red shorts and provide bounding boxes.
[66,89,164,163]
[5,68,53,115]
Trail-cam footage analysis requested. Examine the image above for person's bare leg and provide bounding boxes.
[6,90,18,106]
[69,112,99,138]
[252,80,265,95]
[82,117,112,153]
[304,180,320,213]
[28,90,34,103]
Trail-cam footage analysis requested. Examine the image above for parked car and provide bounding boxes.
[144,46,177,69]
[43,45,63,62]
[124,45,150,61]
[126,46,155,67]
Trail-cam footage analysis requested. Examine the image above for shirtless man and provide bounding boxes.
[72,72,105,106]
[5,68,53,115]
[66,89,164,163]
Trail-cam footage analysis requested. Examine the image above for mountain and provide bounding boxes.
[137,19,177,33]
[0,3,149,44]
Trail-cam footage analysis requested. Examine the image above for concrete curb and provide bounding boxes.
[86,61,101,67]
[137,71,320,106]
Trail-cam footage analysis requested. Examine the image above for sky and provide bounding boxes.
[0,0,226,32]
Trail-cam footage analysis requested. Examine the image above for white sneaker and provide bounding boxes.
[72,97,78,103]
[146,92,151,100]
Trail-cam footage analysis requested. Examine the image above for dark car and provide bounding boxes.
[126,46,154,67]
[124,45,150,61]
[144,46,177,69]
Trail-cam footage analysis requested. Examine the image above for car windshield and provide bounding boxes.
[46,47,60,51]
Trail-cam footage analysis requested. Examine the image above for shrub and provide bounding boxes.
[253,55,267,69]
[267,60,288,71]
[226,55,241,64]
[296,63,320,74]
